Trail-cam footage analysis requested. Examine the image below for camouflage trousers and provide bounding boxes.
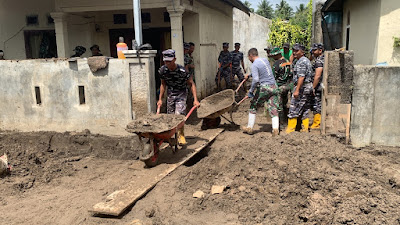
[167,89,188,115]
[215,68,232,89]
[232,67,245,82]
[312,90,322,114]
[288,83,313,120]
[277,82,294,122]
[250,84,280,118]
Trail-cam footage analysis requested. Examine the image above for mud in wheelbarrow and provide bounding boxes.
[197,89,245,129]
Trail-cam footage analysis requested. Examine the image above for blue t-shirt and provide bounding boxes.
[249,58,276,92]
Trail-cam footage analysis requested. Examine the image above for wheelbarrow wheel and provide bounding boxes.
[140,138,159,167]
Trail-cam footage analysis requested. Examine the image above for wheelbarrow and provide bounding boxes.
[126,106,197,167]
[197,89,248,129]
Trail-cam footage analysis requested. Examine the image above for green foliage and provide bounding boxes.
[243,0,255,13]
[394,37,400,47]
[256,0,274,19]
[268,0,312,49]
[274,0,293,20]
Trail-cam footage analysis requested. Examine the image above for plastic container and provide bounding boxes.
[116,37,128,59]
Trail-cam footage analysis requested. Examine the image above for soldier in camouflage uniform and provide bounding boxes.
[286,44,313,134]
[184,43,195,82]
[231,43,246,89]
[158,49,200,145]
[269,47,294,130]
[242,48,280,136]
[310,43,325,129]
[216,42,232,89]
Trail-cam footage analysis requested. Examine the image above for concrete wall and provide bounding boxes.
[342,0,381,65]
[0,0,56,60]
[351,66,400,147]
[0,59,138,136]
[233,8,271,71]
[375,0,400,66]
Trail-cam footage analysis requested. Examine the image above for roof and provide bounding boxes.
[221,0,251,15]
[322,0,344,12]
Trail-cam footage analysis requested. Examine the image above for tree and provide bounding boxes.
[296,4,306,13]
[243,0,254,13]
[256,0,274,19]
[275,0,293,20]
[290,3,309,30]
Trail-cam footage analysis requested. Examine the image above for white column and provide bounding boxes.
[133,0,143,46]
[51,12,70,58]
[167,6,185,65]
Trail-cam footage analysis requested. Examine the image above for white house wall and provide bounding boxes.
[0,0,56,60]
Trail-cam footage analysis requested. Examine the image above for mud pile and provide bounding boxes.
[0,131,140,192]
[130,131,400,224]
[127,114,185,133]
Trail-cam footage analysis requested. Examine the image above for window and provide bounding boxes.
[141,13,151,23]
[26,15,39,26]
[164,12,170,22]
[346,11,350,50]
[78,86,86,105]
[47,15,54,25]
[34,86,42,105]
[113,14,127,24]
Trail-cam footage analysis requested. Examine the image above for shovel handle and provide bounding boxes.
[185,106,198,121]
[235,79,246,93]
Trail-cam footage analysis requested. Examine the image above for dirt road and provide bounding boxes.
[1,106,399,224]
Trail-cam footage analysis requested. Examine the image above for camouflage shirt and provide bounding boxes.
[159,64,190,91]
[218,51,232,67]
[231,50,243,69]
[312,54,324,85]
[273,58,292,86]
[184,53,195,77]
[293,56,312,84]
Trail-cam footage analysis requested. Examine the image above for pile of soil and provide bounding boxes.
[128,131,400,224]
[126,114,185,133]
[197,89,235,118]
[0,130,140,192]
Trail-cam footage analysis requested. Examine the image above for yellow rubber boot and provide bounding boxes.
[285,118,297,134]
[310,113,321,129]
[301,118,310,133]
[177,127,187,146]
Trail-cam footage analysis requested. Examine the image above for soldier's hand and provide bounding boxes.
[312,88,316,96]
[244,74,249,80]
[244,69,247,74]
[193,100,200,108]
[157,99,163,107]
[293,90,300,99]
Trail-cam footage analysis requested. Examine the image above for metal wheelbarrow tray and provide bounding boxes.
[197,89,236,119]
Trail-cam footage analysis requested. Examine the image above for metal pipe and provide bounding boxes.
[133,0,143,47]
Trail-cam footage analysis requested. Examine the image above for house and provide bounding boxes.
[0,0,274,135]
[320,0,400,66]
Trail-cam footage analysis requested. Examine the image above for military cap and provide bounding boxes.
[73,46,86,54]
[234,42,241,46]
[283,43,290,49]
[222,42,229,47]
[184,42,190,50]
[90,44,100,51]
[311,43,324,51]
[292,43,305,51]
[162,49,175,61]
[270,47,282,56]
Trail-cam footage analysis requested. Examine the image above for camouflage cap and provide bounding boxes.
[162,49,175,61]
[292,43,305,51]
[184,42,190,50]
[311,43,324,51]
[283,43,290,49]
[73,46,86,54]
[223,42,229,47]
[270,47,282,56]
[234,42,241,46]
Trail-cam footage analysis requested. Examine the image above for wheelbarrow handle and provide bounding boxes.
[185,106,198,121]
[157,105,161,114]
[236,96,249,106]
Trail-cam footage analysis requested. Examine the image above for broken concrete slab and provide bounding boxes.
[211,185,226,194]
[193,190,205,198]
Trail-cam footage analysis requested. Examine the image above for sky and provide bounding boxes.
[246,0,310,11]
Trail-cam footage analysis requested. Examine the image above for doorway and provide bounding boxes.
[24,30,57,59]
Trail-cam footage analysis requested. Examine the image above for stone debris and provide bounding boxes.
[192,190,205,198]
[211,185,226,194]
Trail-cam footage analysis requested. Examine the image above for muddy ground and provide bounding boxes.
[1,102,400,225]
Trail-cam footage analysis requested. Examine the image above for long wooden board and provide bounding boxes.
[89,128,224,216]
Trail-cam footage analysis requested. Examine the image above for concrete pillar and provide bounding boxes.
[167,6,185,65]
[51,12,70,58]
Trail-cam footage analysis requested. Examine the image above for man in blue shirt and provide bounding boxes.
[242,48,280,136]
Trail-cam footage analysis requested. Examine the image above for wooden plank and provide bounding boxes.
[89,128,224,216]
